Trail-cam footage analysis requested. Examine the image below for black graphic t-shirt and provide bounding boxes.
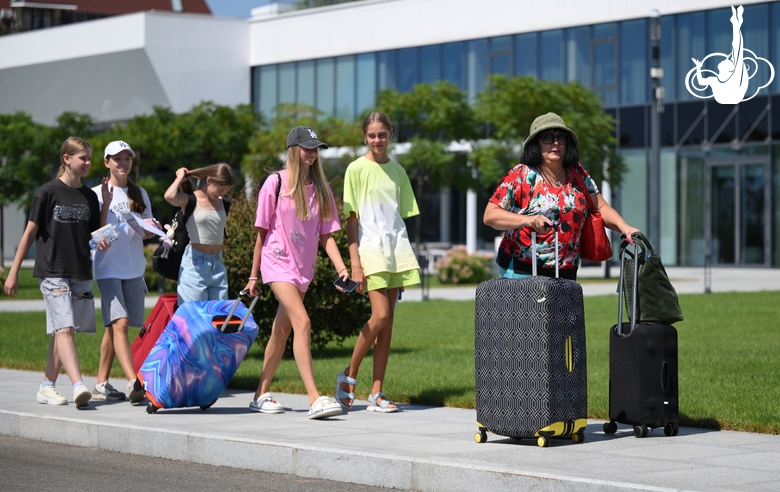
[29,179,101,280]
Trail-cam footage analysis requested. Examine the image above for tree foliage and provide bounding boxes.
[474,75,624,189]
[222,181,369,354]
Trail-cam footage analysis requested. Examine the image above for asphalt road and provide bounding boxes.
[0,435,396,492]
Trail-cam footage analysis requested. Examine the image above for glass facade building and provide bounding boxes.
[251,2,780,267]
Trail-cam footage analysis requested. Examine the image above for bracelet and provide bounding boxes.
[338,268,347,274]
[248,277,258,281]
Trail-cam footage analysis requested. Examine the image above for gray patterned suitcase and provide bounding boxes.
[474,231,587,447]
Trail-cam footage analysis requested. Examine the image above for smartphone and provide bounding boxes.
[333,277,360,293]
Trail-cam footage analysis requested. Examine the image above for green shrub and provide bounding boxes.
[435,246,493,284]
[223,178,370,355]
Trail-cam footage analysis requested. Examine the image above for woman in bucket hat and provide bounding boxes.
[483,112,639,279]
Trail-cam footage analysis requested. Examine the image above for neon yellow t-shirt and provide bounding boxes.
[343,156,420,276]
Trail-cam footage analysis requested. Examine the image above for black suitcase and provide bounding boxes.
[474,231,588,448]
[603,236,679,438]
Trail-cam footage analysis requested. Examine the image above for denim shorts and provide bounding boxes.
[96,277,146,327]
[177,245,228,305]
[39,278,96,335]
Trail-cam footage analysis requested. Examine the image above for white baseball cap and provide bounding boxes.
[104,140,136,158]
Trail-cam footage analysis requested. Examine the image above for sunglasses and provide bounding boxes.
[539,131,571,145]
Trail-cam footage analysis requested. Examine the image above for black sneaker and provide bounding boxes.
[92,381,126,401]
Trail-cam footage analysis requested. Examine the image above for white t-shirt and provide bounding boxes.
[91,184,153,280]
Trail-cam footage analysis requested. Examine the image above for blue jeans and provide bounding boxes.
[177,245,228,305]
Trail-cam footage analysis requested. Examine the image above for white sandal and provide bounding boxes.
[367,392,399,413]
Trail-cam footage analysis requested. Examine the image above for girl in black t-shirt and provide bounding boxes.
[4,137,112,409]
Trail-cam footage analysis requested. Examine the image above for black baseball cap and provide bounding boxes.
[286,126,329,149]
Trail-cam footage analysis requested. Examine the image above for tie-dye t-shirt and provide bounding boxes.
[342,156,420,276]
[255,170,341,292]
[489,163,599,269]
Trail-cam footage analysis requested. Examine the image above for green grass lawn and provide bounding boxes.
[0,291,777,434]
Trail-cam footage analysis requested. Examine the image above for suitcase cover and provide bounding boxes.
[609,322,678,428]
[138,299,258,409]
[475,277,587,439]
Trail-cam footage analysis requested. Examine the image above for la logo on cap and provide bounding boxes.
[308,128,317,139]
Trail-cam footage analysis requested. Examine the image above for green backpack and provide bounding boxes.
[619,232,684,326]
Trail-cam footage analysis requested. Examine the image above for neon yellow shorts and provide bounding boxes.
[366,269,421,292]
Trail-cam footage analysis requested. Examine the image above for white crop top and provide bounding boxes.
[186,207,226,245]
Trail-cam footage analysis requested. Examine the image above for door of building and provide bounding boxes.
[705,157,771,266]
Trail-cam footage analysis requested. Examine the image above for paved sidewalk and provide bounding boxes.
[0,368,778,491]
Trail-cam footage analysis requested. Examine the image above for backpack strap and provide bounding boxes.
[221,196,231,239]
[183,192,197,221]
[274,172,281,206]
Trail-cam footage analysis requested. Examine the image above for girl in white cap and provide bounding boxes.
[91,140,155,404]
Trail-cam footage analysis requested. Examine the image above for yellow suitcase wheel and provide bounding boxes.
[537,436,550,447]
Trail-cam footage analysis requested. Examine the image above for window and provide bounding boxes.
[442,42,464,88]
[466,39,488,103]
[420,45,441,84]
[772,4,780,94]
[377,50,397,90]
[258,65,277,119]
[741,3,770,99]
[398,48,419,92]
[566,26,589,86]
[356,53,376,117]
[620,19,648,105]
[336,55,356,120]
[540,29,563,82]
[676,12,705,102]
[592,23,616,105]
[297,60,315,107]
[660,15,675,102]
[316,58,335,116]
[514,32,538,78]
[278,62,296,105]
[489,36,512,75]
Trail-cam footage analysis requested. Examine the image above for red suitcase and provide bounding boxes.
[132,294,178,372]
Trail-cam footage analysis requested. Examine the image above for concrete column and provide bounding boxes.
[440,187,451,243]
[466,189,477,254]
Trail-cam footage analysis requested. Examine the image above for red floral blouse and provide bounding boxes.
[489,162,599,270]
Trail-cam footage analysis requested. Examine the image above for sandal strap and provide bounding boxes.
[337,368,358,386]
[369,392,395,408]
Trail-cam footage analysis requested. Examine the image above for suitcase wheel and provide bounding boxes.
[603,421,618,435]
[146,403,159,414]
[474,431,488,444]
[633,424,648,438]
[537,436,550,448]
[664,423,679,437]
[571,428,585,444]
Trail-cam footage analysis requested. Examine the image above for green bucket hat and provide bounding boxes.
[524,112,579,147]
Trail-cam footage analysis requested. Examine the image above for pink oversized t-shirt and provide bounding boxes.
[256,170,341,291]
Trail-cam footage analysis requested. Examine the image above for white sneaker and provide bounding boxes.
[127,379,145,404]
[308,396,342,420]
[249,392,284,414]
[73,384,92,409]
[92,381,126,401]
[37,383,67,406]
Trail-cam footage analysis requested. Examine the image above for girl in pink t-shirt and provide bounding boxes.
[244,126,350,420]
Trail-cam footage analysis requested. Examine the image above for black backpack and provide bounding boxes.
[152,193,231,281]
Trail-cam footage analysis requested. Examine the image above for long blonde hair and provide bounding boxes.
[284,147,334,221]
[58,137,92,177]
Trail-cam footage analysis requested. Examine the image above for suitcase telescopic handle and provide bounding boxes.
[219,289,260,333]
[530,225,560,278]
[616,235,640,335]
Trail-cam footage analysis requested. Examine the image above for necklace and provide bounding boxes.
[541,166,566,187]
